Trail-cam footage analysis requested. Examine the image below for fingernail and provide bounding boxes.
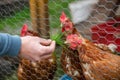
[53,40,56,43]
[48,39,52,42]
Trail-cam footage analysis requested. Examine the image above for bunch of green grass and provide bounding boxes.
[51,32,64,46]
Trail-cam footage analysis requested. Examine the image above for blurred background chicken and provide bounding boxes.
[60,12,120,80]
[17,24,57,80]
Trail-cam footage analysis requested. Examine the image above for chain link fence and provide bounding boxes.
[0,0,120,80]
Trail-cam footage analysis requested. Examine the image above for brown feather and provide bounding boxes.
[60,12,120,80]
[17,30,57,80]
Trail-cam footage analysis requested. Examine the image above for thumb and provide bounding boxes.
[40,38,52,46]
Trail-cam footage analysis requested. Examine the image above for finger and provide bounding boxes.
[39,39,52,46]
[20,54,35,62]
[49,41,56,52]
[43,41,56,54]
[32,37,52,45]
[33,56,41,62]
[28,56,35,62]
[39,54,52,61]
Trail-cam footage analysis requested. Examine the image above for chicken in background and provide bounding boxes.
[60,12,120,80]
[17,24,57,80]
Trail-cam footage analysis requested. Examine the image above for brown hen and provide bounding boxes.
[60,12,120,80]
[17,24,57,80]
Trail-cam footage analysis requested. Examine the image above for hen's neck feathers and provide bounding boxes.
[27,30,39,36]
[70,28,112,62]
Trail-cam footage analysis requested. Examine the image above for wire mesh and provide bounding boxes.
[0,0,120,80]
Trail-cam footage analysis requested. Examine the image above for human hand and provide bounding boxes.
[19,36,56,61]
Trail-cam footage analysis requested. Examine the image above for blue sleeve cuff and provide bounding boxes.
[60,74,72,80]
[0,33,21,56]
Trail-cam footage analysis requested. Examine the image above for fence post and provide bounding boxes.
[29,0,38,32]
[29,0,50,39]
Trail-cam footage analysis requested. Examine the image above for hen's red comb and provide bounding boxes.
[21,24,28,36]
[60,12,67,23]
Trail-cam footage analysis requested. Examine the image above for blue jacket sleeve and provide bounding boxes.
[0,33,21,56]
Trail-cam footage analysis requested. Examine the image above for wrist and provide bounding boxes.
[19,37,25,57]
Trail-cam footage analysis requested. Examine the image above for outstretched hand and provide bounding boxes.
[19,36,56,61]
